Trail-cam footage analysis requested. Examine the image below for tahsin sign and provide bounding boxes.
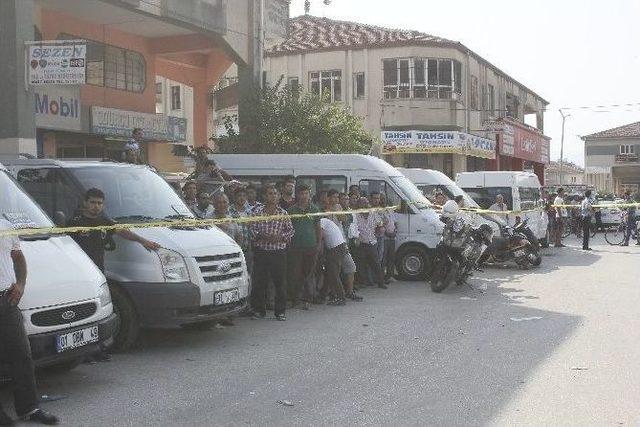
[381,130,496,159]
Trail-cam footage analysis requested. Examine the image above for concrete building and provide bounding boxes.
[257,15,550,181]
[544,160,585,187]
[1,0,289,171]
[583,121,640,195]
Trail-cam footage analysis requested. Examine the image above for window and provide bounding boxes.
[58,33,146,93]
[470,76,478,110]
[353,72,365,99]
[310,70,342,102]
[506,92,519,118]
[519,187,541,210]
[288,77,299,88]
[359,179,402,207]
[171,86,181,110]
[155,82,163,103]
[462,186,513,210]
[297,176,347,196]
[383,58,462,100]
[620,145,635,155]
[488,84,495,114]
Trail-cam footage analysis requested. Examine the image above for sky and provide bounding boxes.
[289,0,640,167]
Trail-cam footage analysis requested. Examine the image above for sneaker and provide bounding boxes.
[275,314,287,321]
[251,312,266,320]
[347,292,363,302]
[327,298,346,306]
[23,409,59,425]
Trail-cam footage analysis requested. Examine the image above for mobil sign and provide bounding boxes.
[34,86,82,131]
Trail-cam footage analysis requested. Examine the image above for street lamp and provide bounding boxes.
[559,109,571,185]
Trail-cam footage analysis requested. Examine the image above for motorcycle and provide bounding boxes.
[513,218,542,266]
[430,217,493,293]
[483,219,540,269]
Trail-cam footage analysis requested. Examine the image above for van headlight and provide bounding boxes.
[156,248,190,282]
[98,282,112,307]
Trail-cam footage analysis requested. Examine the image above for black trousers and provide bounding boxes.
[582,216,592,249]
[358,243,384,286]
[324,244,347,300]
[252,250,287,316]
[383,238,396,279]
[0,296,38,417]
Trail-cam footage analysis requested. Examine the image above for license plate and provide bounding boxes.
[56,326,99,353]
[214,288,240,305]
[514,250,525,257]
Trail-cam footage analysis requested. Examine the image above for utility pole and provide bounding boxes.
[559,109,570,186]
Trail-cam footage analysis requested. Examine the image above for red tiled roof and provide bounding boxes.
[267,15,456,56]
[584,121,640,139]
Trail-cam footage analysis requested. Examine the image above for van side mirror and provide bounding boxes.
[53,211,66,227]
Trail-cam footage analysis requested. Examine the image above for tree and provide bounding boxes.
[214,81,372,155]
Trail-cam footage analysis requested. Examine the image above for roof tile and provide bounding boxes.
[584,121,640,139]
[267,15,455,56]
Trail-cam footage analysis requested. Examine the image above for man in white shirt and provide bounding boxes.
[355,197,386,289]
[0,221,59,425]
[553,188,567,247]
[488,194,509,223]
[320,218,349,305]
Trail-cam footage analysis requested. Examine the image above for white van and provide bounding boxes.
[455,171,549,244]
[215,154,444,280]
[0,163,116,371]
[5,160,250,350]
[397,167,499,231]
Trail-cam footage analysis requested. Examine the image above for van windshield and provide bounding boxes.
[417,184,478,208]
[462,187,513,210]
[390,176,432,209]
[0,170,53,228]
[68,166,195,221]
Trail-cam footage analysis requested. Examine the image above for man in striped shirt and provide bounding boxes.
[249,184,295,321]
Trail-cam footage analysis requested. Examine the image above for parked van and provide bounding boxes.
[455,171,549,244]
[215,154,444,280]
[0,162,116,371]
[5,160,250,350]
[397,167,500,231]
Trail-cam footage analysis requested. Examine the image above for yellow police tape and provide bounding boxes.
[0,206,395,237]
[1,203,638,238]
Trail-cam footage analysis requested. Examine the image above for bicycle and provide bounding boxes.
[562,215,596,239]
[605,213,639,245]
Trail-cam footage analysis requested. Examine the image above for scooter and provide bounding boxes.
[430,217,493,293]
[513,218,542,266]
[482,219,540,269]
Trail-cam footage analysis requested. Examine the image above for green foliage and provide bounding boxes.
[214,81,372,154]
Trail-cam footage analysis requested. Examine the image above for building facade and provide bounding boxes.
[544,161,585,188]
[259,15,550,181]
[583,121,640,195]
[1,0,287,171]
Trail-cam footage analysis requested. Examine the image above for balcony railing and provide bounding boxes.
[117,0,227,33]
[214,82,238,111]
[615,154,639,163]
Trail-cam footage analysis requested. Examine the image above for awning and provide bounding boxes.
[381,130,496,159]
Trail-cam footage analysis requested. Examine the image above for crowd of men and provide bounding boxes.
[181,168,398,322]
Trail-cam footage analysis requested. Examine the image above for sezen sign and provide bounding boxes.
[28,41,86,85]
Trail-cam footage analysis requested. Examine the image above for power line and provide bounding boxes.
[558,102,640,111]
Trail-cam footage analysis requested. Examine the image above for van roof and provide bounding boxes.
[214,154,402,176]
[397,168,453,185]
[456,170,541,188]
[0,159,150,170]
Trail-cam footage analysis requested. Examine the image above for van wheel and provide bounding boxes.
[110,285,139,352]
[396,246,430,281]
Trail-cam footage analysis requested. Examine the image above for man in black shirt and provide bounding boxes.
[67,188,161,271]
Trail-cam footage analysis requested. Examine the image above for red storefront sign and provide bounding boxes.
[490,119,550,164]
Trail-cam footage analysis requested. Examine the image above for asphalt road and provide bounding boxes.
[3,235,640,426]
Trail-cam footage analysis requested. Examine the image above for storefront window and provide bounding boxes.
[58,33,146,93]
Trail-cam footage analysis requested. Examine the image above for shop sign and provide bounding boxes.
[381,130,496,159]
[28,42,86,85]
[91,107,187,142]
[491,119,550,164]
[34,86,82,131]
